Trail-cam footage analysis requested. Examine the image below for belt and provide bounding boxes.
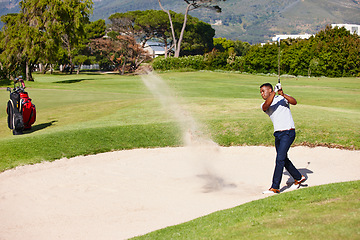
[276,128,295,132]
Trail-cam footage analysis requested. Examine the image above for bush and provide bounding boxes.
[152,26,360,77]
[152,52,246,72]
[152,55,206,71]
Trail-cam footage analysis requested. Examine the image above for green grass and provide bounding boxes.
[160,72,360,148]
[0,72,359,172]
[0,123,181,170]
[0,71,359,239]
[132,181,360,240]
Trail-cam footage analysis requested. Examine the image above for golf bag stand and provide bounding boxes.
[6,77,36,135]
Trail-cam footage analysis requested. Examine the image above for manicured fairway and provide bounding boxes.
[0,71,359,239]
[0,71,359,171]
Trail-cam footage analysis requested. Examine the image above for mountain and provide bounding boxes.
[1,0,359,44]
[0,0,20,15]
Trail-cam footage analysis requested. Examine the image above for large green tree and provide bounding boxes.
[49,0,93,74]
[109,10,173,57]
[173,14,214,56]
[0,10,46,81]
[109,10,214,57]
[0,0,93,80]
[72,19,106,74]
[0,13,25,79]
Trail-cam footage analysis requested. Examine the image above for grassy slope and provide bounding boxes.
[0,73,182,170]
[0,72,359,172]
[133,181,360,239]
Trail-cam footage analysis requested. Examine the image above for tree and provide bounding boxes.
[0,0,93,80]
[134,10,175,57]
[90,34,150,75]
[50,0,93,74]
[233,40,250,56]
[72,19,106,74]
[0,10,47,81]
[243,43,278,74]
[214,37,234,52]
[86,19,106,40]
[179,17,215,56]
[214,38,250,56]
[312,25,360,77]
[158,0,226,57]
[281,25,360,77]
[0,13,26,79]
[109,10,214,58]
[109,10,178,57]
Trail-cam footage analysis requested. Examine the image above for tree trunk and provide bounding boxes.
[120,58,126,75]
[164,43,168,58]
[175,4,191,57]
[69,64,74,74]
[42,63,49,74]
[77,64,82,74]
[26,61,30,80]
[158,0,177,58]
[25,60,34,81]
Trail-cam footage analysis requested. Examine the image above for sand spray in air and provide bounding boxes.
[141,71,236,192]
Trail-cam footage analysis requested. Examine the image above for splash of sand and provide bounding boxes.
[141,71,213,146]
[141,71,233,192]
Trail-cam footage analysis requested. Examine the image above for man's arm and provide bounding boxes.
[278,89,297,105]
[262,91,276,111]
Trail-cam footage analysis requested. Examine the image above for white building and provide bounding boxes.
[212,20,223,26]
[272,33,314,42]
[331,23,360,35]
[143,41,167,58]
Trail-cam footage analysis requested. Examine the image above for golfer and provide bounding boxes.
[260,83,306,194]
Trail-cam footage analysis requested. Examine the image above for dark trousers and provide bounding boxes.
[271,129,302,189]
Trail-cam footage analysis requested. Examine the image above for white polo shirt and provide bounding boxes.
[261,95,295,132]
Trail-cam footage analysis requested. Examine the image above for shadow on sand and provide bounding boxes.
[197,174,237,193]
[280,164,314,192]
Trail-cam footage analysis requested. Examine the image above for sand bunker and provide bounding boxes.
[0,146,359,240]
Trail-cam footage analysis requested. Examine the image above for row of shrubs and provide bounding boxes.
[152,52,246,72]
[152,48,360,77]
[152,26,360,78]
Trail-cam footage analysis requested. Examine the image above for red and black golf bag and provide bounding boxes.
[6,77,36,135]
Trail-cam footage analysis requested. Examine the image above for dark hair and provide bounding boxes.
[260,83,273,90]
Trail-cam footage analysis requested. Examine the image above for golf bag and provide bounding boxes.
[6,77,36,135]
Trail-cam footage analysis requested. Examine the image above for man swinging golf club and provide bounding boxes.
[260,82,306,194]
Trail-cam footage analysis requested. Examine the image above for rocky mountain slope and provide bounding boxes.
[1,0,359,43]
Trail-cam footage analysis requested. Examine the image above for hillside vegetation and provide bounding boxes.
[91,0,360,43]
[0,0,359,43]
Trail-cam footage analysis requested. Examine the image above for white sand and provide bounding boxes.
[0,146,359,240]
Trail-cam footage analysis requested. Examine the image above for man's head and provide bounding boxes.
[260,83,273,100]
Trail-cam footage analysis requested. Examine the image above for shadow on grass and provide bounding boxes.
[23,120,57,134]
[0,78,11,87]
[42,71,105,76]
[53,79,91,84]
